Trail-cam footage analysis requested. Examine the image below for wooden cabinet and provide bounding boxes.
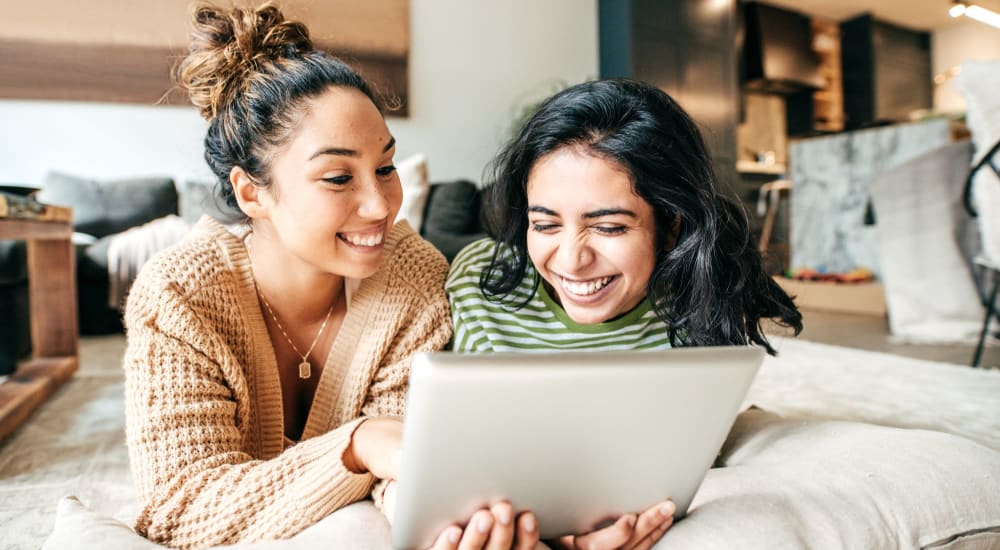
[599,0,740,195]
[840,14,932,130]
[812,19,844,133]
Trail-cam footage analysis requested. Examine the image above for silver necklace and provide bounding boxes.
[247,237,337,379]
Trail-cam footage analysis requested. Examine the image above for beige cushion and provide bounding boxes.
[42,497,160,550]
[658,410,1000,549]
[43,497,393,549]
[395,153,431,232]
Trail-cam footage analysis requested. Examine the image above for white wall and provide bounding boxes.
[0,0,598,187]
[0,101,209,186]
[932,18,1000,114]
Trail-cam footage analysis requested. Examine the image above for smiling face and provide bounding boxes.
[526,146,658,325]
[254,86,402,280]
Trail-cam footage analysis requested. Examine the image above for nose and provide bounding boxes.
[357,177,390,220]
[554,231,594,273]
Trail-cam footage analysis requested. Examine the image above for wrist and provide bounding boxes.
[344,417,372,474]
[345,416,404,479]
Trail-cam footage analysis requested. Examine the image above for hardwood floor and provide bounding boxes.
[785,309,998,368]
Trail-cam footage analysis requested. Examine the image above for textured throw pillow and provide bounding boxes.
[954,60,1000,266]
[395,153,430,232]
[37,172,178,239]
[659,410,1000,549]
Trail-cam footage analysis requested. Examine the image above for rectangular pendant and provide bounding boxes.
[298,361,311,379]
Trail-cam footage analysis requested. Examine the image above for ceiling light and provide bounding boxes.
[951,1,1000,29]
[965,4,1000,27]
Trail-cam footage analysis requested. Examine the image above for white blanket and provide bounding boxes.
[106,215,190,310]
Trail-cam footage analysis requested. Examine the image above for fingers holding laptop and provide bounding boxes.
[485,502,540,550]
[554,499,675,550]
[623,499,675,549]
[427,503,539,550]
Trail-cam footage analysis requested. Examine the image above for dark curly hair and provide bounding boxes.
[480,78,802,355]
[175,2,384,221]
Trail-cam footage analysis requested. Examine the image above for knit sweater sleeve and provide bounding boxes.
[364,233,453,512]
[124,273,375,548]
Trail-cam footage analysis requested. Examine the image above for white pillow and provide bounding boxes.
[42,496,160,550]
[395,153,430,233]
[659,409,1000,549]
[44,497,395,549]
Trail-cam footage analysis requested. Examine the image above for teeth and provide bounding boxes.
[559,275,613,296]
[341,232,384,247]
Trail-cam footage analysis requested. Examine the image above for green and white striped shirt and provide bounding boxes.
[446,239,673,352]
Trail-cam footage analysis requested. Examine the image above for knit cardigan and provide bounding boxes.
[123,217,451,548]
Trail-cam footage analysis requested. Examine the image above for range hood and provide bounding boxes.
[741,2,825,94]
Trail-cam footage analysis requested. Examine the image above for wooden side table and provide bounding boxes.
[0,193,79,442]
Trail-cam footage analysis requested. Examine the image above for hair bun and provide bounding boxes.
[176,2,313,120]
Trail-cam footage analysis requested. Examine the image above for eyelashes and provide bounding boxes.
[322,165,397,186]
[530,223,628,235]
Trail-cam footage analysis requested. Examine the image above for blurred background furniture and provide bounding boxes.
[964,138,1000,367]
[0,173,486,374]
[0,173,178,375]
[756,178,791,255]
[0,195,78,441]
[955,61,1000,367]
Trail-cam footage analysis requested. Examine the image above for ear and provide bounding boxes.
[664,214,682,251]
[230,166,268,220]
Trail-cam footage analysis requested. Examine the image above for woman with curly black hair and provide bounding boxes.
[449,78,802,356]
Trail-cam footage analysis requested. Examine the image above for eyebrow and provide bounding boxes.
[308,136,396,160]
[527,205,637,218]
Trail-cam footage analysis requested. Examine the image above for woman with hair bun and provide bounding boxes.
[123,4,531,548]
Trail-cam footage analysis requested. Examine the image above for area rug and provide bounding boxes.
[1,335,998,550]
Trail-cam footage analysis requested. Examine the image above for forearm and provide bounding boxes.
[132,417,375,548]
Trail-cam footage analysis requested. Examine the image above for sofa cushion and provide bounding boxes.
[38,173,178,239]
[176,179,241,224]
[422,180,487,262]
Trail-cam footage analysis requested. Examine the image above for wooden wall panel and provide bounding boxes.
[0,0,409,114]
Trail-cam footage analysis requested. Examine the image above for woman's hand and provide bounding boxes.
[428,502,539,550]
[345,417,403,479]
[383,484,538,550]
[554,499,675,550]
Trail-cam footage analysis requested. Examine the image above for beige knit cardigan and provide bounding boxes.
[123,217,451,548]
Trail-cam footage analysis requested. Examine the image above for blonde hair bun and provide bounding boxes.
[176,2,313,120]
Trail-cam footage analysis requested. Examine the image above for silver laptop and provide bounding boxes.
[391,347,765,549]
